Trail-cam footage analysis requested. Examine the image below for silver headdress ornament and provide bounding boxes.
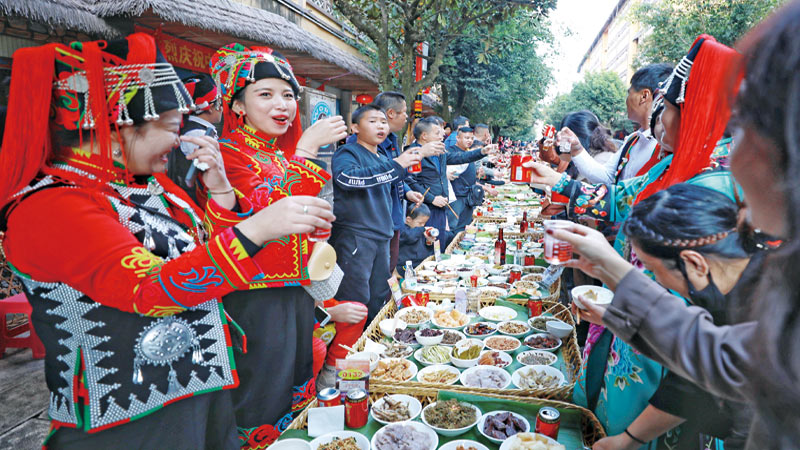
[54,62,196,129]
[659,53,694,105]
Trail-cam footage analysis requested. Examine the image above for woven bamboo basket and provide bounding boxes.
[287,385,606,445]
[349,299,580,401]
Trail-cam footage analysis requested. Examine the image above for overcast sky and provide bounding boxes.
[546,0,620,98]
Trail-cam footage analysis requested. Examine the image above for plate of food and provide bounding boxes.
[381,342,414,359]
[393,328,420,347]
[416,364,461,385]
[571,285,613,309]
[372,358,418,382]
[459,365,511,389]
[527,316,552,334]
[440,329,467,346]
[477,411,530,444]
[479,305,517,322]
[438,440,489,450]
[511,365,566,390]
[372,422,438,450]
[478,350,512,368]
[498,320,531,337]
[433,309,470,330]
[310,431,370,450]
[516,350,557,366]
[420,399,481,437]
[370,394,422,425]
[498,432,565,450]
[522,333,562,353]
[397,306,433,328]
[484,336,521,353]
[464,322,498,338]
[415,345,452,366]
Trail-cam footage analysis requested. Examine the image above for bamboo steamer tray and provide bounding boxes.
[287,386,606,446]
[349,299,580,401]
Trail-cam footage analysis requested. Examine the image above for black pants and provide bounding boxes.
[48,390,238,450]
[331,228,391,322]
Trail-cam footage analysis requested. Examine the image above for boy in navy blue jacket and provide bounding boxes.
[398,203,435,270]
[331,105,422,321]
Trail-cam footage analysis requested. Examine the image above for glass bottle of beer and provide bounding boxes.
[494,228,506,266]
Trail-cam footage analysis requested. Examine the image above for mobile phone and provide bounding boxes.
[184,126,218,187]
[315,305,332,327]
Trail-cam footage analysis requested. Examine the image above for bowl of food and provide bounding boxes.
[371,394,422,425]
[310,431,370,450]
[487,275,507,283]
[397,306,433,328]
[372,358,418,382]
[450,339,485,368]
[440,330,466,346]
[416,364,461,385]
[479,305,517,322]
[266,439,311,450]
[497,320,531,337]
[439,440,489,450]
[516,350,557,366]
[346,351,379,373]
[520,273,543,283]
[484,336,521,353]
[527,316,551,334]
[512,365,566,390]
[421,260,439,271]
[393,328,420,347]
[477,411,530,444]
[522,333,562,353]
[460,365,511,389]
[486,265,507,276]
[415,328,444,346]
[478,350,512,368]
[433,309,470,330]
[421,399,481,437]
[372,422,438,450]
[415,345,452,366]
[380,318,407,338]
[571,285,614,309]
[380,342,413,359]
[464,322,497,338]
[545,320,574,339]
[498,432,564,450]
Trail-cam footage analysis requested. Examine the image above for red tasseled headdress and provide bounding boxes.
[635,35,743,203]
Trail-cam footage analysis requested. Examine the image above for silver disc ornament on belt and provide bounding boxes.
[132,316,205,394]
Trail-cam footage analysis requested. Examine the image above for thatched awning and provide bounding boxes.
[91,0,378,92]
[0,0,120,37]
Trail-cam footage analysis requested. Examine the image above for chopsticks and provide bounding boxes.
[446,201,459,219]
[409,187,430,214]
[338,343,357,353]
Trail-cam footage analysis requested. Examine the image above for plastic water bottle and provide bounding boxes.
[404,260,417,291]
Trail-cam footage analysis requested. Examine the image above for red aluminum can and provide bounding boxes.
[317,387,341,407]
[535,406,561,439]
[417,290,430,306]
[527,297,543,317]
[408,161,422,173]
[345,388,369,428]
[510,153,533,184]
[470,274,479,288]
[509,268,522,283]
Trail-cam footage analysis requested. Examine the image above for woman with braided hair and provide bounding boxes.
[592,183,757,449]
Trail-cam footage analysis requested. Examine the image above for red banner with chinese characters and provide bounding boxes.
[134,25,216,74]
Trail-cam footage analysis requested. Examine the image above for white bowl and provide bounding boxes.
[421,261,439,271]
[478,350,512,368]
[498,433,561,450]
[484,336,522,353]
[571,285,614,309]
[346,351,379,373]
[440,440,490,450]
[497,320,531,337]
[396,306,433,328]
[479,305,518,322]
[522,333,562,353]
[415,329,445,346]
[460,365,512,389]
[450,339,485,368]
[432,310,470,330]
[516,350,557,366]
[372,358,418,382]
[476,411,530,444]
[371,421,438,450]
[511,365,566,390]
[487,275,508,283]
[420,402,481,437]
[370,394,422,425]
[545,319,574,339]
[379,318,407,338]
[439,329,467,347]
[414,346,452,366]
[463,322,498,338]
[415,364,461,385]
[310,431,370,450]
[266,439,311,450]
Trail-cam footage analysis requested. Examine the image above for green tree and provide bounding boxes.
[436,10,554,139]
[632,0,785,67]
[544,71,630,131]
[331,0,556,118]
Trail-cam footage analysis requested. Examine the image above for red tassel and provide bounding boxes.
[0,44,59,206]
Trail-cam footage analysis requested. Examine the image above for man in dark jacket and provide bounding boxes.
[448,127,498,234]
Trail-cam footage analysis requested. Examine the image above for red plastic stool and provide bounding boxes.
[0,293,45,359]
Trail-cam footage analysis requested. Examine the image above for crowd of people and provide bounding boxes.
[0,1,799,449]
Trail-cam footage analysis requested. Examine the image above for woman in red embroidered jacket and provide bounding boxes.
[0,35,333,449]
[208,43,348,449]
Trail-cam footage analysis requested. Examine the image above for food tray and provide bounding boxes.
[286,385,606,446]
[349,299,580,401]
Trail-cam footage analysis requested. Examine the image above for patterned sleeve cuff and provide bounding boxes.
[289,155,332,185]
[203,189,254,234]
[205,227,267,288]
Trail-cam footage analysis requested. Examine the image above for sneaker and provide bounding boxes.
[316,364,337,391]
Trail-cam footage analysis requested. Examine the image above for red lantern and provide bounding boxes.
[355,94,374,105]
